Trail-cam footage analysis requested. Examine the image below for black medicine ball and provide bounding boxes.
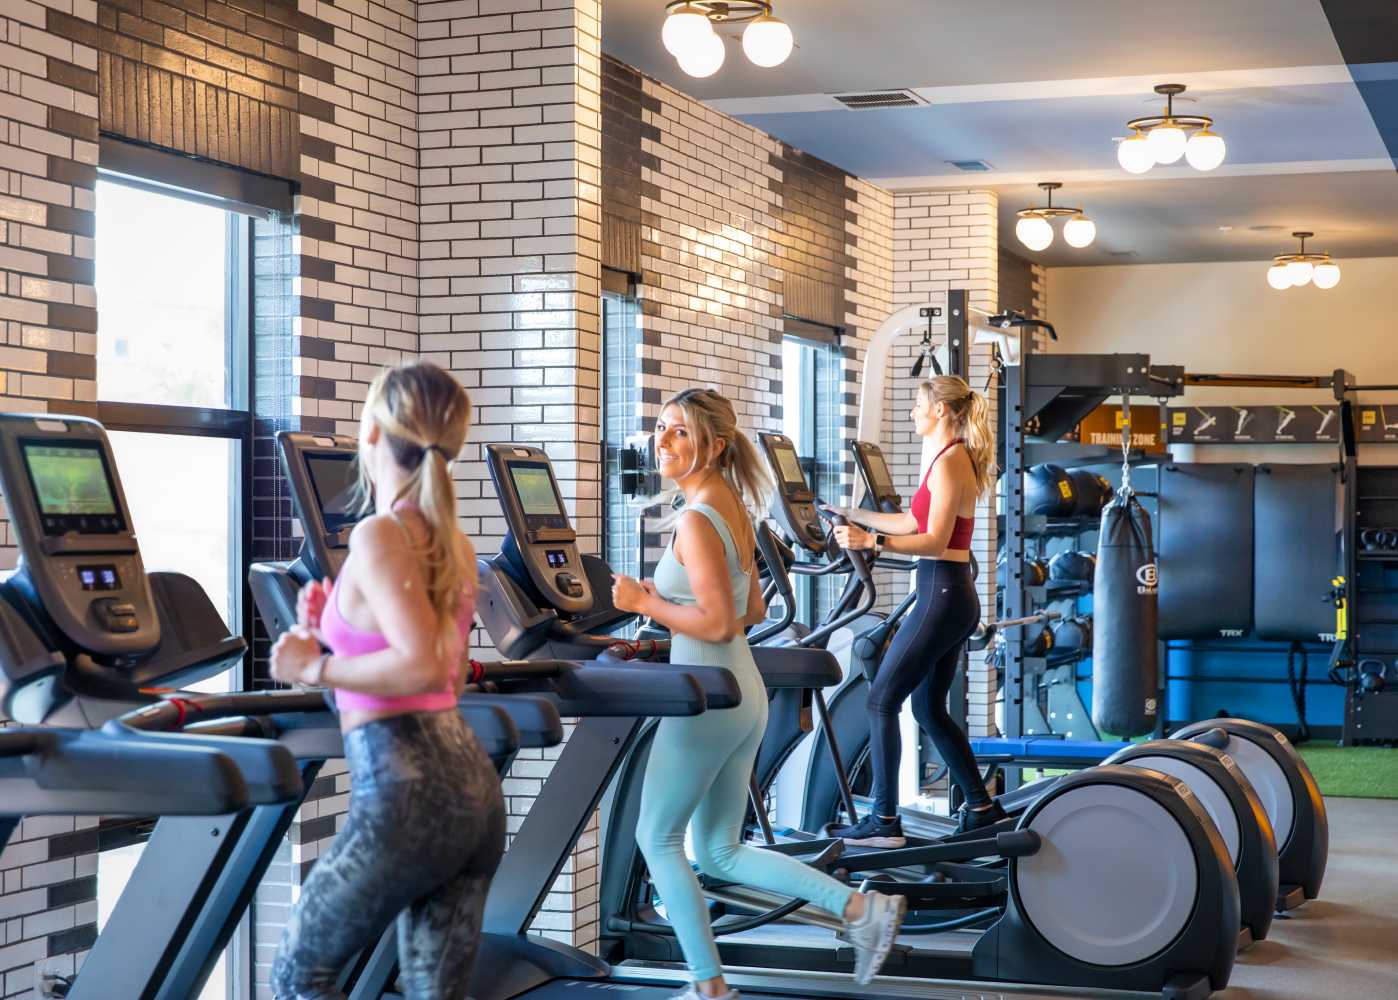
[1023,625,1055,657]
[1025,463,1078,517]
[1067,468,1112,518]
[1049,550,1097,583]
[1052,615,1094,652]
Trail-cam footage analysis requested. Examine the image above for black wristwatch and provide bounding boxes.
[873,533,887,557]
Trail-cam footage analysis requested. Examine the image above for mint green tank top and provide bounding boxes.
[652,502,757,672]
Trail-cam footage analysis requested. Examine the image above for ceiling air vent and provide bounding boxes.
[832,89,925,110]
[947,159,993,172]
[1108,250,1138,259]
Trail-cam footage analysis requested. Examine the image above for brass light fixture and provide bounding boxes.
[1016,183,1096,252]
[662,1,794,78]
[1267,232,1341,290]
[1117,84,1226,174]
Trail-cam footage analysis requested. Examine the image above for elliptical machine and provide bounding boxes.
[479,444,1244,999]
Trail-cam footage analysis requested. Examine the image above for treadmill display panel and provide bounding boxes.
[306,454,359,533]
[864,447,895,495]
[509,463,569,528]
[774,444,807,488]
[22,441,127,535]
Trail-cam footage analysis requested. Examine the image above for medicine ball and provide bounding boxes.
[1023,625,1055,657]
[1067,468,1112,518]
[997,550,1049,587]
[1052,615,1094,653]
[1049,550,1097,583]
[1024,463,1078,517]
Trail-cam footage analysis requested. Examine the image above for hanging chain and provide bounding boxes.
[1120,394,1133,495]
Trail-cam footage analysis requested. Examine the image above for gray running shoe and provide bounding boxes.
[843,890,907,985]
[666,987,739,1000]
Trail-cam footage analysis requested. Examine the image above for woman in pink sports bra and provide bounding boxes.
[822,375,1004,846]
[267,361,504,1000]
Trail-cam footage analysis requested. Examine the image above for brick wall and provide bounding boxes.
[889,190,1000,740]
[415,0,604,953]
[0,0,104,993]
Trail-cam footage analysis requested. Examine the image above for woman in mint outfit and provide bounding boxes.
[611,388,905,1000]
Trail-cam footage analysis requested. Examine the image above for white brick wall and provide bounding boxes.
[890,190,1000,738]
[415,0,604,953]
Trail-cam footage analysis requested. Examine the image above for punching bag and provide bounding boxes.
[1092,490,1159,736]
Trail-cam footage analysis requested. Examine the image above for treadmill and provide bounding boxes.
[0,415,575,1000]
[472,443,1243,1000]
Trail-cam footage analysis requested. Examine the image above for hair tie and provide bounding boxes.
[418,443,452,465]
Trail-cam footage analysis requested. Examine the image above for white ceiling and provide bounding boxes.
[600,0,1398,266]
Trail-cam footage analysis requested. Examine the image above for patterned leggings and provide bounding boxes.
[272,710,505,1000]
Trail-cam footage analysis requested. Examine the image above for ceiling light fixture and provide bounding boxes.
[1016,182,1096,252]
[1267,232,1341,290]
[662,1,794,77]
[1117,84,1226,174]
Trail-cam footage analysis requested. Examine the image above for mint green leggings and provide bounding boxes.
[635,652,855,981]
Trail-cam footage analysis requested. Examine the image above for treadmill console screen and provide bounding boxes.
[510,464,569,527]
[306,453,360,533]
[774,445,806,488]
[22,441,127,535]
[865,448,895,495]
[545,549,568,568]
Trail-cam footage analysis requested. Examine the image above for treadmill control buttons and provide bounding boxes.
[92,599,139,633]
[554,572,585,598]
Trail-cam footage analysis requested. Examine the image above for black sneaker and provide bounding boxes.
[831,813,907,848]
[954,800,1008,835]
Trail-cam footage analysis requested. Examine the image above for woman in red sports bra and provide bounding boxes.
[825,375,1003,846]
[266,362,504,1000]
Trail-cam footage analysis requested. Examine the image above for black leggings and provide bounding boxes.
[272,711,505,1000]
[867,559,986,816]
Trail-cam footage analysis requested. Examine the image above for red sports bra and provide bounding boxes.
[910,439,975,550]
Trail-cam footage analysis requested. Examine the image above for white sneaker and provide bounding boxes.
[843,890,907,985]
[666,987,740,1000]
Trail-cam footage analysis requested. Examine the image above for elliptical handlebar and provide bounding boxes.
[749,521,798,645]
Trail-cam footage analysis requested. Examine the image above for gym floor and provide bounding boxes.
[1216,797,1398,999]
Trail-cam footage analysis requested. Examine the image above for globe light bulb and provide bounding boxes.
[1063,214,1096,248]
[742,14,793,67]
[1286,259,1314,286]
[1016,215,1054,252]
[1117,132,1154,174]
[662,3,713,57]
[1312,262,1341,289]
[1147,123,1187,164]
[676,29,725,77]
[1267,264,1291,290]
[1185,129,1226,171]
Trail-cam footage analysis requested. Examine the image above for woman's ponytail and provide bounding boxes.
[359,362,477,653]
[962,390,997,495]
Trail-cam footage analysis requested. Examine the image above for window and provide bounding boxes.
[602,282,643,580]
[781,332,842,623]
[91,152,262,1000]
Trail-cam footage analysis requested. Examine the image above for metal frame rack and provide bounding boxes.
[998,338,1182,769]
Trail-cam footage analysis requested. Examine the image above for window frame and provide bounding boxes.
[94,157,258,689]
[782,323,842,626]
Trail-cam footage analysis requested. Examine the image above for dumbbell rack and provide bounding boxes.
[1348,466,1398,743]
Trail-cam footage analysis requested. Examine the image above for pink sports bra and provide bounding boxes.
[910,439,975,549]
[323,516,473,714]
